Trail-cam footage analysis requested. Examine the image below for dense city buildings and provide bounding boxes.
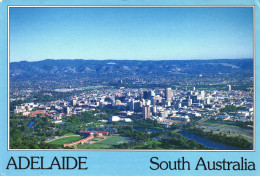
[12,85,253,127]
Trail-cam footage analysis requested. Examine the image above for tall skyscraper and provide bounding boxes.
[142,106,151,119]
[204,98,211,105]
[152,97,157,106]
[165,88,173,101]
[72,99,77,106]
[152,106,157,114]
[66,107,70,115]
[129,99,135,111]
[143,91,150,99]
[150,90,155,97]
[188,97,192,106]
[227,85,232,91]
[134,101,142,112]
[166,101,171,107]
[143,90,155,99]
[201,90,205,98]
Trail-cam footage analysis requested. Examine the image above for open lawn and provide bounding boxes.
[83,86,104,90]
[49,136,84,146]
[77,136,128,149]
[64,133,78,136]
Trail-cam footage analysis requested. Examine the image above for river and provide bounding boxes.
[181,132,253,150]
[131,127,252,150]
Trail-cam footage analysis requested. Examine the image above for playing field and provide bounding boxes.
[77,136,128,149]
[63,133,78,136]
[49,136,84,146]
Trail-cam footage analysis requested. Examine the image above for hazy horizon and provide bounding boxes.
[10,58,253,64]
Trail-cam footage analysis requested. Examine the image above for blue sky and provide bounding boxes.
[9,7,253,62]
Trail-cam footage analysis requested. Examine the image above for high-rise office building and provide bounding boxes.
[143,90,155,99]
[166,101,171,107]
[142,105,151,119]
[204,98,211,105]
[159,90,164,97]
[188,97,192,106]
[129,99,135,111]
[201,90,205,98]
[152,97,157,106]
[72,99,77,106]
[143,91,150,99]
[165,88,173,101]
[150,90,155,97]
[227,85,232,91]
[152,106,157,114]
[133,101,142,112]
[66,107,70,115]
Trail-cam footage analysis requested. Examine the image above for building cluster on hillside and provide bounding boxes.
[13,85,253,126]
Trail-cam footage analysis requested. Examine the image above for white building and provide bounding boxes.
[109,116,121,122]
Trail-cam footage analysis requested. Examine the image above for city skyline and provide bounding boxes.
[10,7,253,62]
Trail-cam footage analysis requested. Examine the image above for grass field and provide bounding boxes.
[64,133,78,136]
[77,136,128,149]
[83,86,104,90]
[49,136,84,146]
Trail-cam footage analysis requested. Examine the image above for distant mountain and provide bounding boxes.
[10,59,253,81]
[9,59,253,90]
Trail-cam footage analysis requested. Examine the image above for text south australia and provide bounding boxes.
[150,157,255,171]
